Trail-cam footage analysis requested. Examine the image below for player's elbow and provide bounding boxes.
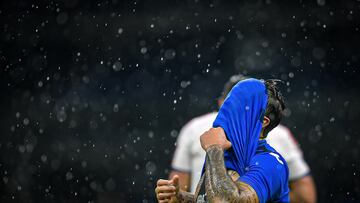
[290,176,317,203]
[290,192,316,203]
[298,191,317,203]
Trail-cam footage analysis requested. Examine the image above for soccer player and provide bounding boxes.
[167,75,316,203]
[155,78,290,202]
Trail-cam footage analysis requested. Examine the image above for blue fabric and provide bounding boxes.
[213,78,267,176]
[212,78,289,202]
[239,140,290,203]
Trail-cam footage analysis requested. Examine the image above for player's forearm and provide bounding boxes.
[176,190,195,203]
[204,145,259,202]
[204,145,242,202]
[290,176,317,203]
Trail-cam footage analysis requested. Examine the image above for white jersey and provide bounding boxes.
[171,112,310,193]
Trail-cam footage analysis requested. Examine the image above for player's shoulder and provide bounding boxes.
[268,124,291,138]
[182,112,217,131]
[267,124,298,147]
[251,146,288,176]
[251,152,289,188]
[247,151,289,197]
[253,151,286,168]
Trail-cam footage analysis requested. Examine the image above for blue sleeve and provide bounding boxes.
[239,153,290,203]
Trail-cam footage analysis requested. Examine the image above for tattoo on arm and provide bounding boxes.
[204,145,259,203]
[234,181,259,203]
[194,174,205,198]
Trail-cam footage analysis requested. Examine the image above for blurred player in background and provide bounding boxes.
[169,74,317,203]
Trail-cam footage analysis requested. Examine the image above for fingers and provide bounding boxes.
[171,175,179,187]
[155,179,177,203]
[155,188,175,203]
[155,191,175,203]
[157,195,172,203]
[203,127,231,150]
[224,140,232,150]
[155,185,176,193]
[157,179,171,186]
[158,191,176,199]
[213,127,225,137]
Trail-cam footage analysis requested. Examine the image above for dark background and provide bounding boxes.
[0,0,359,202]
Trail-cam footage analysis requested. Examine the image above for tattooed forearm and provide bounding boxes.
[177,190,195,203]
[205,145,240,202]
[205,145,259,203]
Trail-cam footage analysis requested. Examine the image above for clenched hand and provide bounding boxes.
[155,175,180,203]
[200,127,232,151]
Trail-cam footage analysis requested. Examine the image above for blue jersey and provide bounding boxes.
[238,140,290,203]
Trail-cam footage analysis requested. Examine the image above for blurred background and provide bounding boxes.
[0,0,359,202]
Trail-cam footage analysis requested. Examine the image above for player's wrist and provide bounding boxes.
[205,144,223,152]
[171,190,184,203]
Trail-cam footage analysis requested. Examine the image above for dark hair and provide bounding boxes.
[263,79,285,136]
[220,75,285,136]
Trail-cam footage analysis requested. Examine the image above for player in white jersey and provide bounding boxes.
[169,75,317,203]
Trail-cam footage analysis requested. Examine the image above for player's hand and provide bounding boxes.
[155,175,180,203]
[200,127,232,151]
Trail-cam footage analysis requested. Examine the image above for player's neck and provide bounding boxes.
[259,131,266,140]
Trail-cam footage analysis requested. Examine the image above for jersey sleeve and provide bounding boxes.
[171,122,193,172]
[287,155,310,180]
[278,128,310,180]
[239,153,290,203]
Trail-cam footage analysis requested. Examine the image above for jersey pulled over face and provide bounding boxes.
[171,112,310,193]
